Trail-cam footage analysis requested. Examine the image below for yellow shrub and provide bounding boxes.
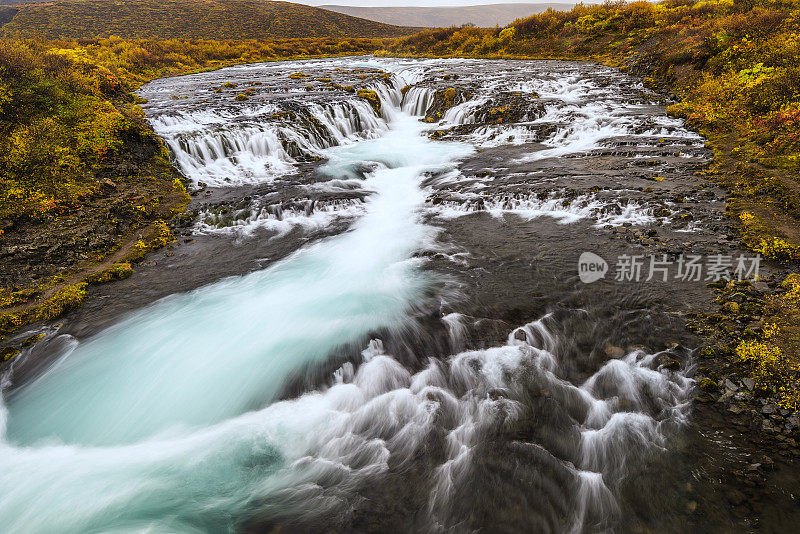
[756,237,800,260]
[127,220,173,262]
[35,283,87,321]
[87,262,133,283]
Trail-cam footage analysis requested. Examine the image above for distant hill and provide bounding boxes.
[0,0,418,39]
[0,6,17,26]
[320,3,575,28]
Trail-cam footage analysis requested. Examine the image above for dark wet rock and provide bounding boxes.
[725,489,747,506]
[0,346,21,362]
[658,354,681,371]
[787,417,800,431]
[472,93,545,124]
[724,379,739,392]
[762,419,780,433]
[752,280,770,293]
[698,378,719,392]
[423,87,472,122]
[761,404,777,415]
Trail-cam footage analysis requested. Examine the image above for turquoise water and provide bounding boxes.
[0,57,714,533]
[0,105,472,531]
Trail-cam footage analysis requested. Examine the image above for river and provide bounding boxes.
[0,57,779,532]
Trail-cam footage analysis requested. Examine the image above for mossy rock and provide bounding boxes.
[21,332,45,347]
[659,356,681,371]
[722,301,740,314]
[87,263,134,284]
[1,346,21,362]
[356,89,381,115]
[35,282,87,321]
[698,378,720,392]
[423,86,470,122]
[653,207,672,217]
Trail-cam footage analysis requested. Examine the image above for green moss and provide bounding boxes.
[698,378,719,392]
[0,346,20,361]
[87,262,133,284]
[35,282,87,321]
[356,89,381,115]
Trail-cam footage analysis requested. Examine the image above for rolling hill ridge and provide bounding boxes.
[0,0,418,39]
[320,3,574,29]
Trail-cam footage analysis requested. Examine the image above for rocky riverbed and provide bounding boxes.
[1,57,798,533]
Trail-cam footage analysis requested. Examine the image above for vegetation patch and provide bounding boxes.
[0,0,417,40]
[86,262,133,284]
[356,89,381,115]
[35,282,87,321]
[126,220,174,263]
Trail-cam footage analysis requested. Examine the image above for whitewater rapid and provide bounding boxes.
[0,62,474,532]
[0,57,708,533]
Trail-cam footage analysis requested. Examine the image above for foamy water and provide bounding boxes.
[0,57,702,533]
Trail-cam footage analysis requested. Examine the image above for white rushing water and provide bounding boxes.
[0,58,700,532]
[6,114,465,446]
[0,69,471,529]
[152,98,387,187]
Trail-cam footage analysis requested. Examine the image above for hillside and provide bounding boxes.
[320,3,573,28]
[0,6,16,25]
[0,0,418,39]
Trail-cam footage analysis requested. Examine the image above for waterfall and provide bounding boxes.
[401,86,435,116]
[0,57,705,533]
[152,98,391,187]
